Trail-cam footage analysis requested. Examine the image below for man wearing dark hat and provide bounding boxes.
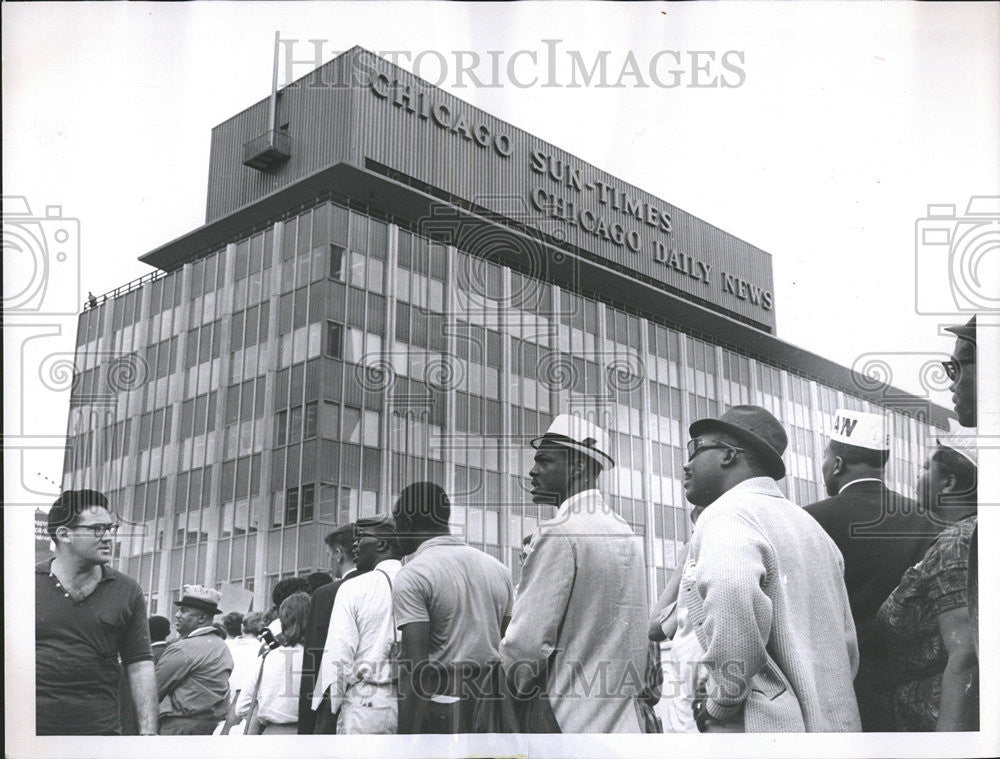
[805,409,940,731]
[36,489,158,735]
[680,405,860,732]
[500,414,648,733]
[155,584,234,734]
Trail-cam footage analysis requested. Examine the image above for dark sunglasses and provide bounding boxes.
[73,523,120,538]
[942,359,973,382]
[686,439,744,462]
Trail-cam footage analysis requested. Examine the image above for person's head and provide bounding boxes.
[277,591,311,647]
[683,405,787,508]
[352,516,402,571]
[47,489,118,566]
[945,317,976,428]
[271,577,310,610]
[242,611,266,637]
[307,572,333,594]
[221,611,244,638]
[821,440,890,496]
[392,482,451,555]
[323,523,357,577]
[918,441,977,523]
[528,415,613,506]
[148,615,171,643]
[173,584,222,637]
[819,408,891,496]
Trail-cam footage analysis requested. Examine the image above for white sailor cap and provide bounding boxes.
[828,409,890,451]
[938,419,978,467]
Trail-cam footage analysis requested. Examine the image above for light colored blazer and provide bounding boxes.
[681,477,861,732]
[500,489,648,733]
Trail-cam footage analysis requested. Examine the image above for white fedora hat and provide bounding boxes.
[530,413,615,469]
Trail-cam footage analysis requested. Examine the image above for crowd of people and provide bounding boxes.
[34,317,979,735]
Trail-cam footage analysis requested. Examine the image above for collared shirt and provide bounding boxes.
[35,558,153,735]
[838,477,884,495]
[554,488,601,520]
[155,626,234,719]
[234,644,303,724]
[392,535,513,695]
[313,558,402,713]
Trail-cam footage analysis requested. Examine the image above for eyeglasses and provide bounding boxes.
[72,523,120,538]
[942,359,973,382]
[686,439,744,462]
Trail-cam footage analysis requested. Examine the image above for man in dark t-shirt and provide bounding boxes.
[36,490,157,735]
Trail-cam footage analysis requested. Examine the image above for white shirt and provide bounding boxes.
[226,636,261,695]
[554,488,602,520]
[233,645,303,724]
[837,477,883,495]
[313,559,402,713]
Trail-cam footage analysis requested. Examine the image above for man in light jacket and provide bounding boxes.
[500,414,648,733]
[681,405,861,732]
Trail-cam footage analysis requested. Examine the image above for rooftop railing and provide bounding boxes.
[84,268,166,310]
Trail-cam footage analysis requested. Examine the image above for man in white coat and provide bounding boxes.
[500,414,648,733]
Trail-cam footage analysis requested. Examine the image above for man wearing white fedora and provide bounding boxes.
[500,414,648,733]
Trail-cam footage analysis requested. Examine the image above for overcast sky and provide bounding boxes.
[4,2,998,505]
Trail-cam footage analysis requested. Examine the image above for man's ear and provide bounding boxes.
[832,456,846,477]
[939,473,959,496]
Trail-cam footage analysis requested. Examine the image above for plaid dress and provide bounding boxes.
[877,515,976,731]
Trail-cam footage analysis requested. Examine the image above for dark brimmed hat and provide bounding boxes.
[944,315,976,344]
[689,405,788,480]
[354,515,398,538]
[174,584,222,616]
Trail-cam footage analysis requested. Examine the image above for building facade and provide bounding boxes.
[62,47,949,613]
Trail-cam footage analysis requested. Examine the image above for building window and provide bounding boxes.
[285,487,299,524]
[326,320,344,359]
[301,484,315,522]
[329,244,345,282]
[275,409,287,447]
[304,401,318,440]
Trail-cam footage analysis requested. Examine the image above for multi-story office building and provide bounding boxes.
[62,47,950,613]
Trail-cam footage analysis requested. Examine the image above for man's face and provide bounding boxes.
[949,338,976,427]
[528,445,571,505]
[174,605,206,637]
[60,506,117,566]
[820,445,840,497]
[682,436,732,508]
[353,529,383,572]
